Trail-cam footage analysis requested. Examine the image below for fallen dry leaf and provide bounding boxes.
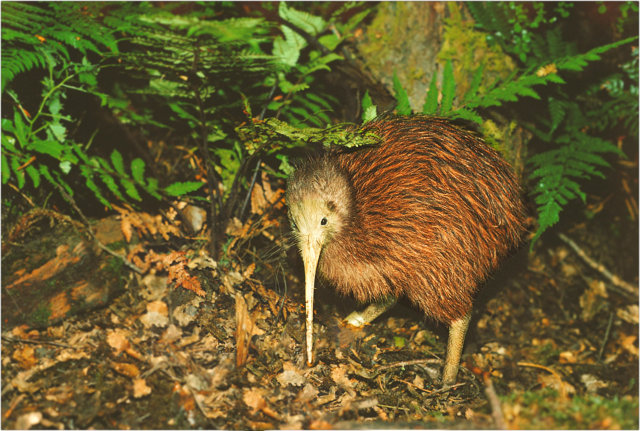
[277,362,306,387]
[172,296,204,327]
[140,300,169,328]
[106,328,143,360]
[243,387,266,414]
[617,304,639,324]
[111,361,140,378]
[331,364,356,396]
[294,383,319,404]
[618,333,639,357]
[12,346,37,369]
[14,411,42,430]
[133,378,152,398]
[160,324,182,344]
[107,328,132,355]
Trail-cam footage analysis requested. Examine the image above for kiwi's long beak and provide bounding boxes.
[301,236,322,367]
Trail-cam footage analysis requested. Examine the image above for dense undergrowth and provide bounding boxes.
[1,2,638,428]
[2,2,637,248]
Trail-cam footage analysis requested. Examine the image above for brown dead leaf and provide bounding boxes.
[160,324,182,344]
[164,251,205,296]
[12,325,40,340]
[140,300,169,328]
[242,388,281,420]
[250,171,285,216]
[12,346,37,369]
[106,328,143,360]
[243,262,256,279]
[15,412,42,430]
[121,215,133,242]
[538,372,575,398]
[309,419,334,430]
[133,378,152,398]
[617,304,639,324]
[579,279,608,321]
[581,373,608,393]
[107,329,132,355]
[114,205,181,242]
[55,349,90,362]
[111,361,140,378]
[277,362,306,387]
[250,181,268,216]
[559,350,578,364]
[618,333,639,357]
[172,296,204,327]
[331,364,356,396]
[294,383,319,404]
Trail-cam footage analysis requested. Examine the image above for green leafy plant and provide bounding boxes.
[374,27,636,244]
[1,2,372,257]
[1,2,211,211]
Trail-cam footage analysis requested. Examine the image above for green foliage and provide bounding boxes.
[467,2,574,64]
[360,91,377,123]
[392,72,412,116]
[1,2,120,92]
[1,2,364,228]
[378,12,636,244]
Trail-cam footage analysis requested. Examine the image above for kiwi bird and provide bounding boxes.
[286,115,527,386]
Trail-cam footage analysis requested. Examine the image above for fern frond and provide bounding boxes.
[528,131,624,243]
[1,2,121,92]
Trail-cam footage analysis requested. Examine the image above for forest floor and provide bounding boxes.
[1,181,638,430]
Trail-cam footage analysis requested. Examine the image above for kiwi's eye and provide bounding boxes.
[320,217,328,226]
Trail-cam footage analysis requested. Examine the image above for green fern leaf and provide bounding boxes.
[164,181,204,197]
[121,178,142,201]
[110,150,125,176]
[131,158,146,184]
[393,72,412,115]
[422,73,439,115]
[361,91,377,123]
[441,60,456,113]
[1,152,10,184]
[80,165,111,208]
[100,172,124,201]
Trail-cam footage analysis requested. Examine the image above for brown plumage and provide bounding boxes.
[286,115,527,385]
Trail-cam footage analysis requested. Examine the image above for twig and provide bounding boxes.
[377,358,442,371]
[1,336,76,349]
[598,311,614,361]
[516,361,561,378]
[2,393,26,420]
[558,233,637,298]
[483,374,506,430]
[239,158,262,221]
[425,382,466,396]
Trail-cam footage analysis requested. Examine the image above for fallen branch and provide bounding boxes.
[558,233,637,298]
[52,182,143,274]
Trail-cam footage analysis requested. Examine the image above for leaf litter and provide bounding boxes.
[1,172,638,429]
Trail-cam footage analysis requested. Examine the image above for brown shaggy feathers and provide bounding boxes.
[286,115,527,323]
